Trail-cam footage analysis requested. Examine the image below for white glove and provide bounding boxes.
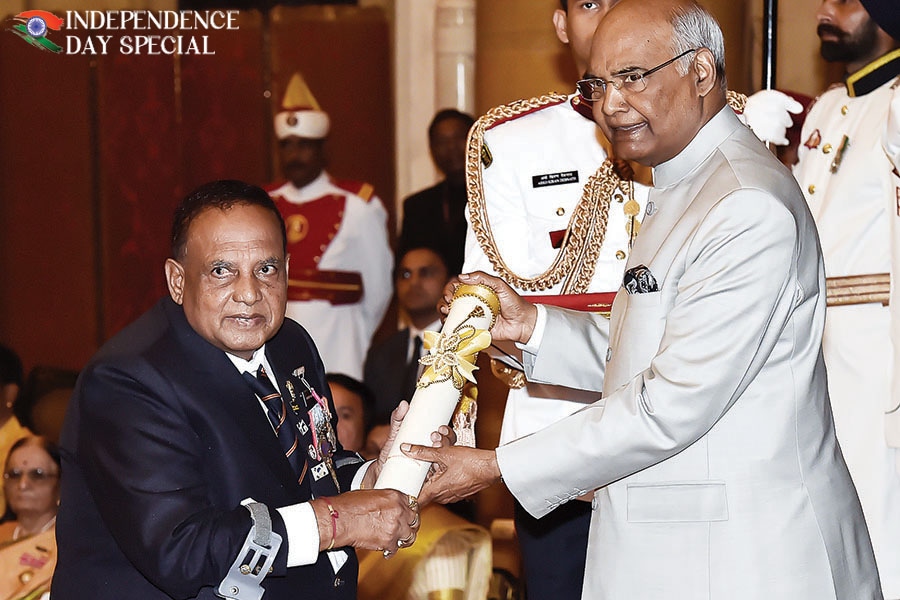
[740,89,804,146]
[884,84,900,172]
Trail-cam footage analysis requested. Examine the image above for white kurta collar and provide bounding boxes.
[652,106,741,189]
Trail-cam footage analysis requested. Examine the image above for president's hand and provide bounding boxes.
[404,443,502,505]
[439,272,538,344]
[362,401,455,489]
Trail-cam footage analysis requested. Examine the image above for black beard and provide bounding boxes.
[818,18,880,64]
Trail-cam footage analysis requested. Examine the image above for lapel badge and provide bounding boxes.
[284,380,301,413]
[297,420,309,435]
[311,462,328,481]
[308,444,318,460]
[803,129,821,150]
[292,366,305,378]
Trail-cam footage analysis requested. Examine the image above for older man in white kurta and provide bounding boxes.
[406,1,880,597]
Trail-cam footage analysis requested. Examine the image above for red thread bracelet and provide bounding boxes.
[323,498,339,550]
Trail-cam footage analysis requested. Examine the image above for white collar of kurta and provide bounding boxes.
[652,105,741,189]
[226,346,277,388]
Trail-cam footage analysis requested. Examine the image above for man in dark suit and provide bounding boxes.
[397,110,475,276]
[52,180,419,600]
[364,246,449,422]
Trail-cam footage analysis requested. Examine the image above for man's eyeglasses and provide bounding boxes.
[576,48,699,102]
[3,468,59,483]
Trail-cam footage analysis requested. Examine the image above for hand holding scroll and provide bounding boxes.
[439,272,538,345]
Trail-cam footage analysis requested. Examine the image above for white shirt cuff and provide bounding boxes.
[516,304,547,355]
[277,502,320,567]
[277,460,374,569]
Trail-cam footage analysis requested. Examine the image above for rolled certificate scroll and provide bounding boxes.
[375,283,500,497]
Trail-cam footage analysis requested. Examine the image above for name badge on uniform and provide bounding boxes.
[532,170,578,188]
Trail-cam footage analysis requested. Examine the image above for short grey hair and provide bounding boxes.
[669,1,727,90]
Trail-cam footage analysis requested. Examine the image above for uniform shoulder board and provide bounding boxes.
[331,178,376,202]
[483,92,570,131]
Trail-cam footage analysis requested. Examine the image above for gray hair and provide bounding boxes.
[669,1,727,90]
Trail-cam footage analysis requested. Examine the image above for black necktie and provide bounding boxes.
[404,334,423,400]
[242,366,307,484]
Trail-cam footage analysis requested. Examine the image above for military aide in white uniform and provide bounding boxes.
[461,4,652,596]
[790,0,900,593]
[464,93,649,446]
[268,73,392,380]
[794,51,900,599]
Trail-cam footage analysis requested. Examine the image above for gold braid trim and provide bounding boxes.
[465,91,747,293]
[726,90,748,113]
[466,93,623,293]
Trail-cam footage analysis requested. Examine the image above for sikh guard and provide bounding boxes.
[785,0,900,594]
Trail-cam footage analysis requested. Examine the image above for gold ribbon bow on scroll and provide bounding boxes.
[418,326,492,391]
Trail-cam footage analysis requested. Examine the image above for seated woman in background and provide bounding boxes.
[0,436,60,600]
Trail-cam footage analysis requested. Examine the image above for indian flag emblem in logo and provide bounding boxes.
[8,10,63,53]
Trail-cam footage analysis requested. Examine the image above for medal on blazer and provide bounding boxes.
[283,380,309,435]
[299,374,341,491]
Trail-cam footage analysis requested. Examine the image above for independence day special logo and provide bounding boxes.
[5,10,239,55]
[8,10,64,53]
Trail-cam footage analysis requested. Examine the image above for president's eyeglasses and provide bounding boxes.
[576,48,698,102]
[3,468,59,483]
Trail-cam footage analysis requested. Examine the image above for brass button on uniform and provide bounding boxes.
[822,143,832,154]
[841,105,848,115]
[808,184,816,195]
[614,193,624,203]
[556,207,565,216]
[615,250,626,260]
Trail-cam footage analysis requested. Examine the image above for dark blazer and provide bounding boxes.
[397,180,467,275]
[52,298,363,599]
[363,328,418,423]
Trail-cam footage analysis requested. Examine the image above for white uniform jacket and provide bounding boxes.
[497,108,881,599]
[793,56,900,596]
[463,93,648,443]
[269,173,393,379]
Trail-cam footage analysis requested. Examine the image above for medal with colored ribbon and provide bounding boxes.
[299,374,341,492]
